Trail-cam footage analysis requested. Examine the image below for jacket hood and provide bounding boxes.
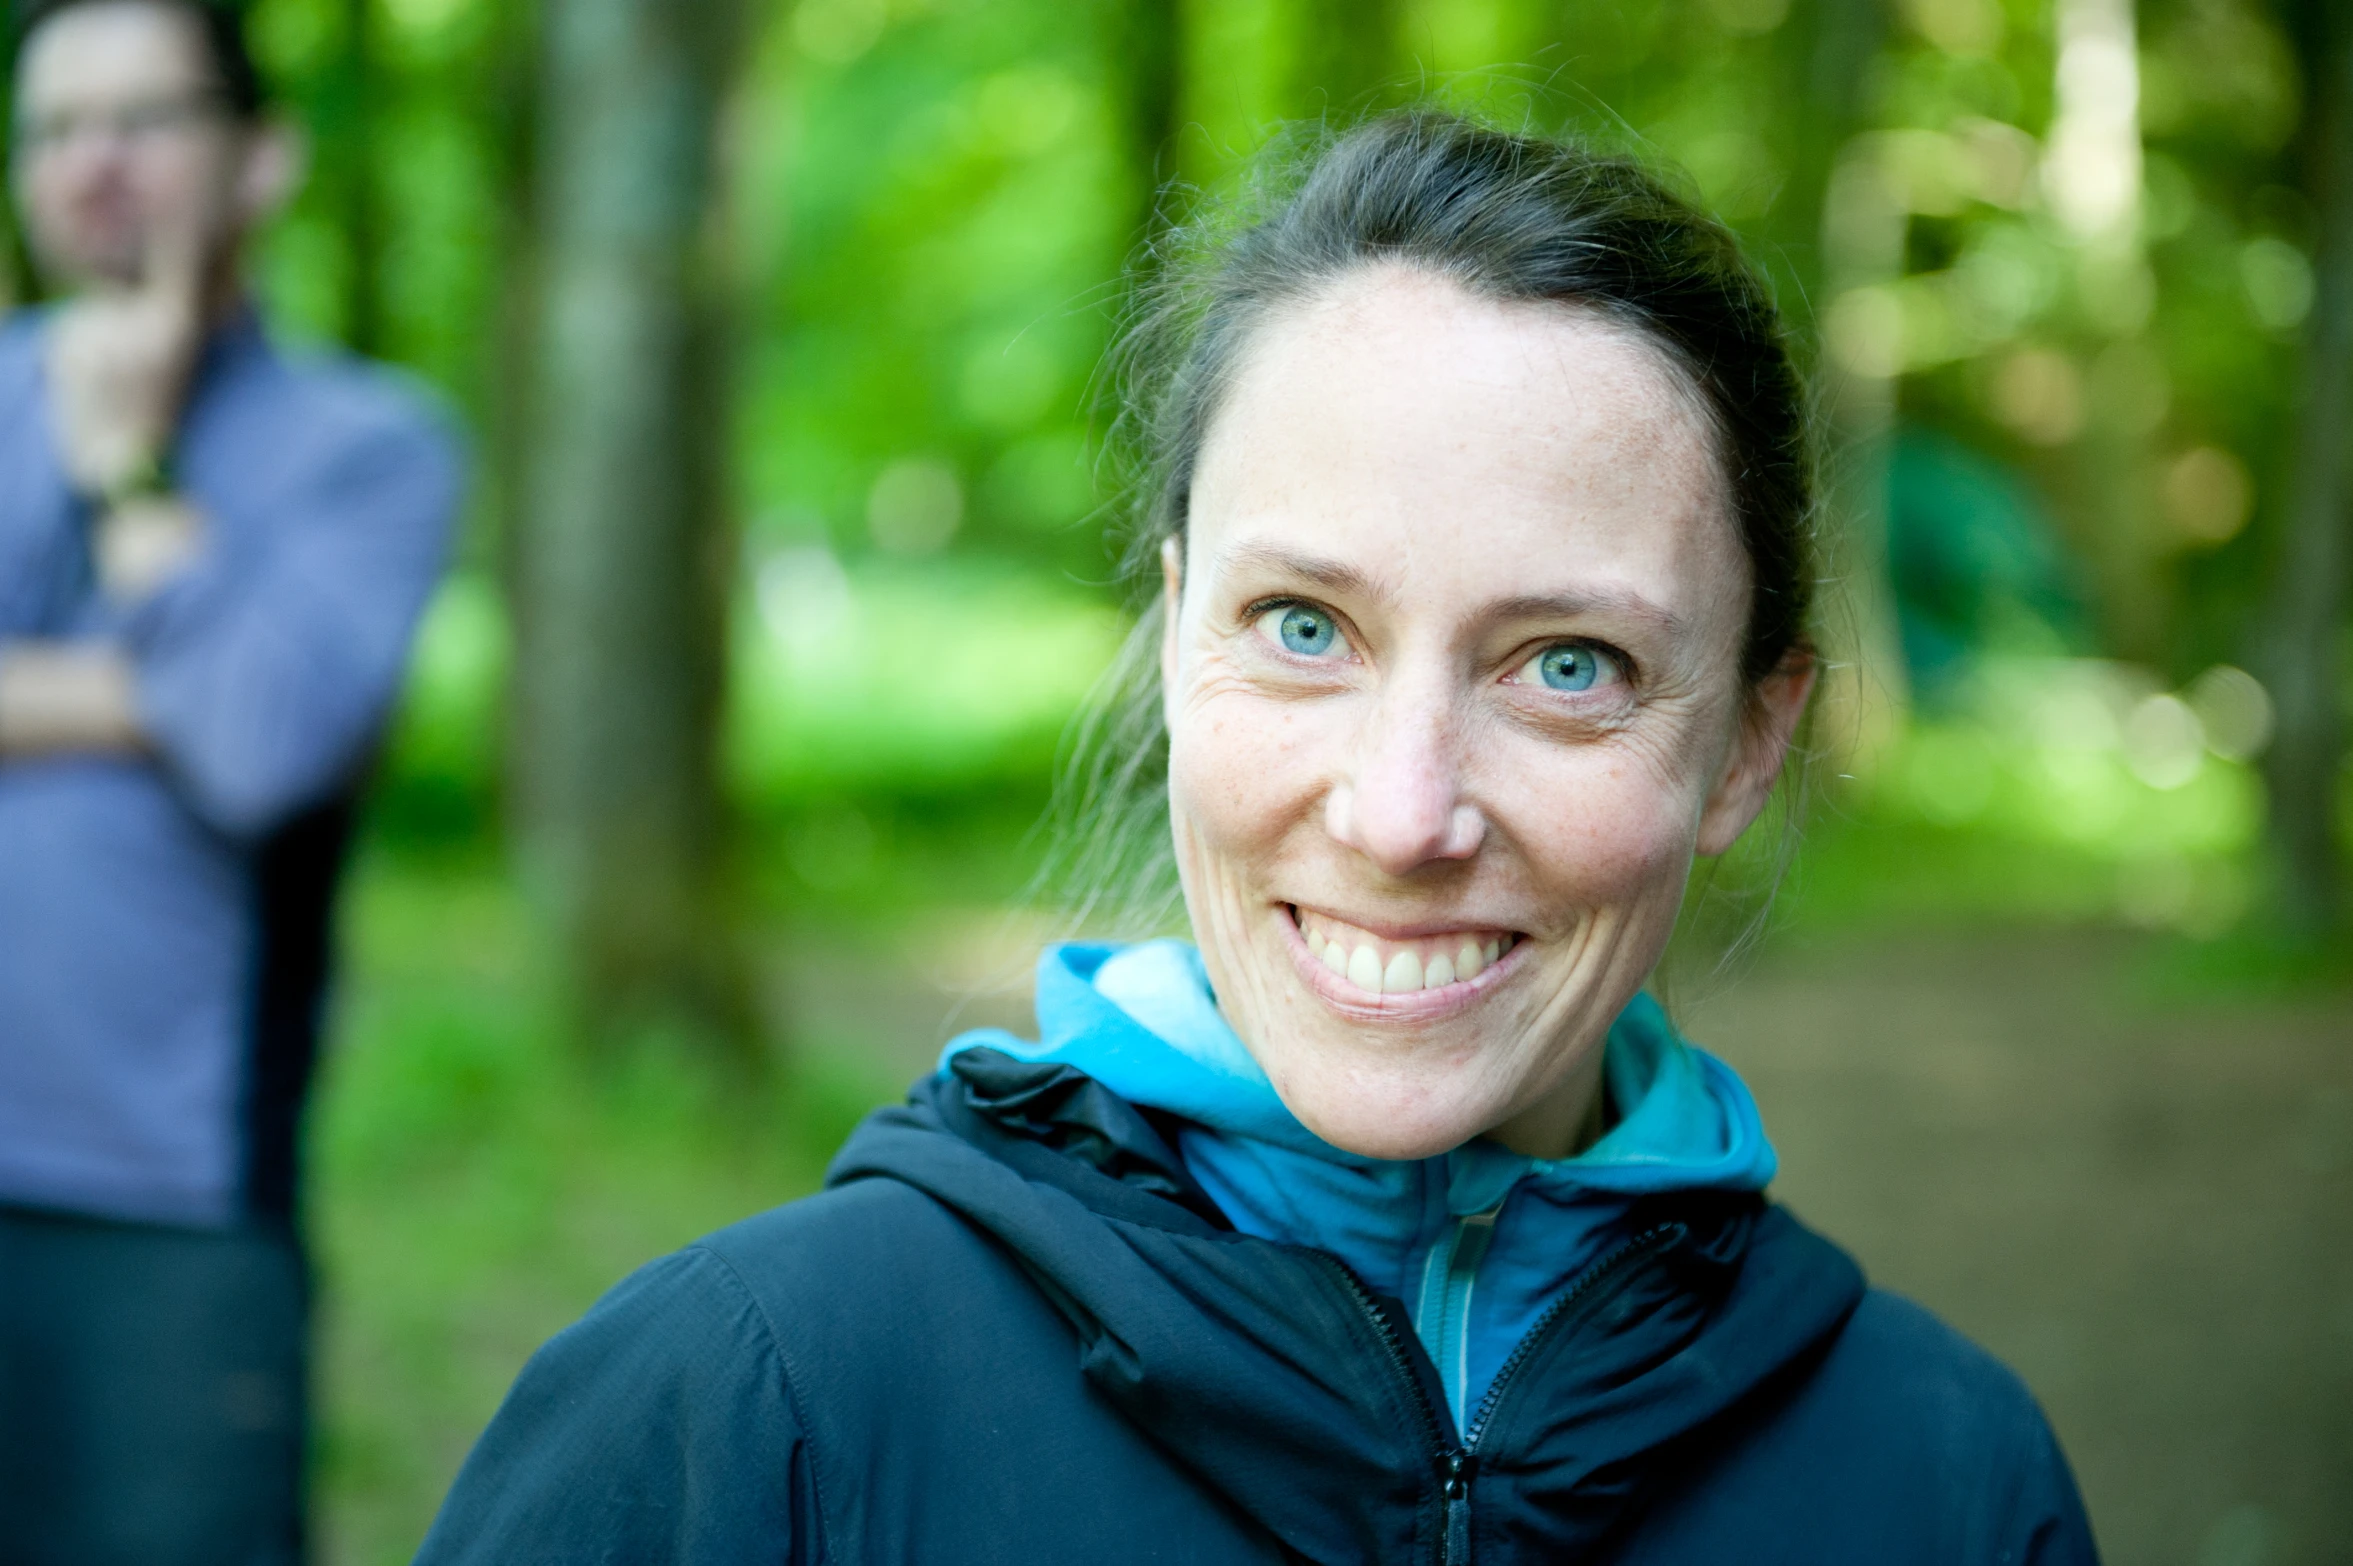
[945,942,1784,1430]
[943,941,1778,1192]
[828,1050,1866,1563]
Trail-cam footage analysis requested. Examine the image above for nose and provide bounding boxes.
[1324,688,1485,876]
[54,134,130,197]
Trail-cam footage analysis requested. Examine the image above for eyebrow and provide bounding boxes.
[1487,588,1689,638]
[1213,541,1689,638]
[1216,541,1397,604]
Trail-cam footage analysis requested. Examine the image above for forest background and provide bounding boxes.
[6,0,2348,1560]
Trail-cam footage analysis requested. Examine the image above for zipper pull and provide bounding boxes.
[1440,1449,1474,1565]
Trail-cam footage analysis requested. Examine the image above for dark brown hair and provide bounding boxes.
[1125,107,1814,681]
[1054,108,1820,935]
[15,0,267,120]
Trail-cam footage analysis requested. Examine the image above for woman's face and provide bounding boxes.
[1164,266,1811,1162]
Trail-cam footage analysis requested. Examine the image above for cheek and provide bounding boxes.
[1490,745,1704,914]
[24,161,75,217]
[140,148,214,205]
[1166,685,1333,870]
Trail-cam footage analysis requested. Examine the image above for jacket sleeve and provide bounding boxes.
[414,1246,818,1566]
[121,398,459,838]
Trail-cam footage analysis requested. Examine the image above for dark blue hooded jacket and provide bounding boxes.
[416,1040,2097,1564]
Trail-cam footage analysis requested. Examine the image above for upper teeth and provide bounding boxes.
[1299,912,1512,996]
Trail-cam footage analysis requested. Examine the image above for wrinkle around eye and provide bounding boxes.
[1175,645,1318,719]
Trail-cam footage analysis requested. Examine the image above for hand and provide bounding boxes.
[0,641,144,757]
[96,493,207,602]
[45,216,207,500]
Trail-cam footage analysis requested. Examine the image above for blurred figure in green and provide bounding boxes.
[1886,428,2090,706]
[0,3,458,1561]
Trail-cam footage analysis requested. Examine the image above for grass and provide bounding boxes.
[309,850,901,1565]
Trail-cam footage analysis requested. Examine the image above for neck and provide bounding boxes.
[1488,1040,1612,1160]
[69,246,245,327]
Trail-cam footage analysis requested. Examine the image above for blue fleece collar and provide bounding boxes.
[938,940,1778,1431]
[941,939,1776,1197]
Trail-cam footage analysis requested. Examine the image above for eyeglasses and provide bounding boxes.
[12,89,233,159]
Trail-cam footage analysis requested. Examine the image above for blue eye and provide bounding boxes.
[1534,643,1615,691]
[1276,605,1339,656]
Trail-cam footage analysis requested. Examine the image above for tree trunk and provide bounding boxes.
[2258,0,2353,933]
[1768,0,1905,770]
[1760,0,1888,346]
[1291,0,1402,119]
[1109,0,1182,257]
[337,0,383,357]
[511,0,750,1058]
[486,0,540,693]
[2048,0,2164,667]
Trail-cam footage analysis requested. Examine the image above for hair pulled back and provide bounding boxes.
[1125,106,1813,680]
[1058,108,1818,934]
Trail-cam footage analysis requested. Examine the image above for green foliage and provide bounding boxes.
[741,0,1140,571]
[265,0,2334,897]
[205,1,2353,1553]
[730,553,1129,804]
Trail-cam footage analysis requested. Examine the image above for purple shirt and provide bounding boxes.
[0,309,459,1227]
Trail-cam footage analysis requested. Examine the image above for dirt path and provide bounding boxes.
[1685,932,2353,1566]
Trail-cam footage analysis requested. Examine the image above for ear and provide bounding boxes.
[1158,534,1184,694]
[1695,650,1816,857]
[233,119,307,229]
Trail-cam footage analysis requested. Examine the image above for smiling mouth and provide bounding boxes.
[1289,905,1522,997]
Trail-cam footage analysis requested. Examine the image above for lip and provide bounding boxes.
[1279,903,1526,1022]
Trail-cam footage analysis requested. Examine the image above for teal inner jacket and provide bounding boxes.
[940,939,1778,1429]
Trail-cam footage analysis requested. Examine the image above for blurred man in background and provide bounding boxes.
[0,1,457,1559]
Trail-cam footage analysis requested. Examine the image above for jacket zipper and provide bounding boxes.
[1311,1254,1469,1565]
[1319,1222,1686,1565]
[1417,1205,1504,1430]
[1460,1222,1684,1450]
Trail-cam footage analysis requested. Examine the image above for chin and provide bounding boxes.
[1281,1081,1495,1162]
[59,245,142,289]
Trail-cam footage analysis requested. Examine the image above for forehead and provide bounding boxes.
[18,2,215,108]
[1189,266,1744,625]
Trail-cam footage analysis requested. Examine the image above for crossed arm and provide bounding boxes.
[0,497,212,757]
[0,227,211,762]
[0,485,217,759]
[3,237,459,828]
[0,641,145,755]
